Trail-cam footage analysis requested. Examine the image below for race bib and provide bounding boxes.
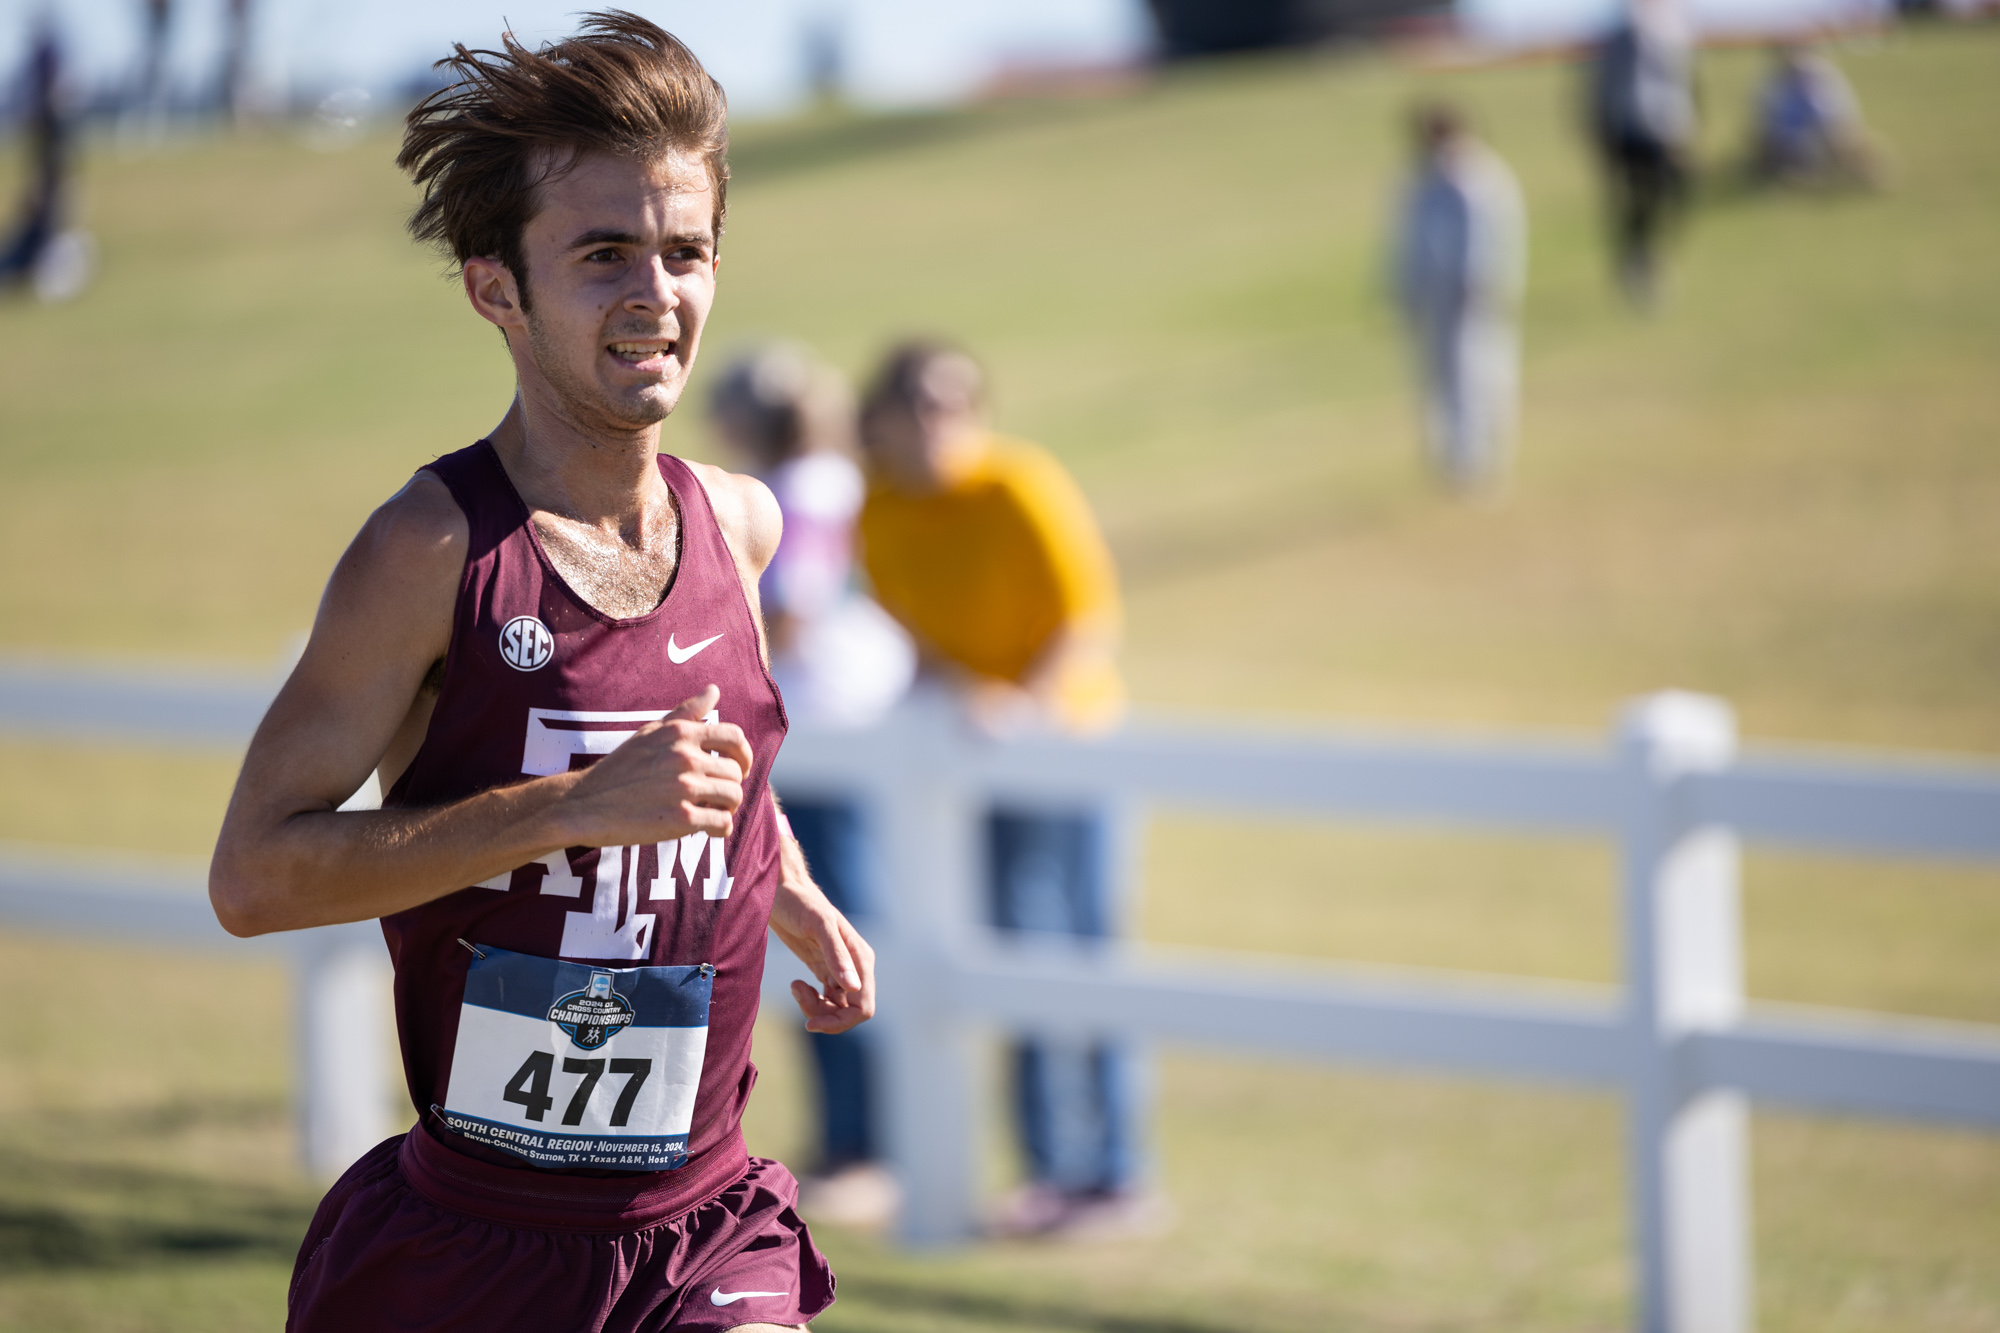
[436,946,713,1171]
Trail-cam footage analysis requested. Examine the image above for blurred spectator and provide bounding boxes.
[217,0,253,121]
[712,344,915,729]
[857,341,1157,1238]
[1,19,91,303]
[1393,102,1525,496]
[1745,45,1880,190]
[128,0,172,132]
[709,343,912,1228]
[1586,0,1697,308]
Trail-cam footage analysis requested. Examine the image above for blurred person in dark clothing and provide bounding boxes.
[134,0,171,123]
[1586,0,1698,308]
[1393,103,1525,496]
[1,19,89,302]
[217,0,252,121]
[118,0,173,143]
[709,344,913,1229]
[1746,45,1880,189]
[1,20,65,279]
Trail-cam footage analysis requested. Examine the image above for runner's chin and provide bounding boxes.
[599,375,682,426]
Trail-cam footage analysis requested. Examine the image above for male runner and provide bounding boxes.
[207,15,868,1331]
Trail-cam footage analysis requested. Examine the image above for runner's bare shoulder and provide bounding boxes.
[317,469,469,665]
[684,459,781,578]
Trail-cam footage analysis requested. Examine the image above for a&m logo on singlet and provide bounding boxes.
[548,970,636,1050]
[472,706,733,961]
[500,615,554,671]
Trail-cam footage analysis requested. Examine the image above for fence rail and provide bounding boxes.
[3,661,1999,1333]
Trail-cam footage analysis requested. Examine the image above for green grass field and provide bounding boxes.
[1,23,1998,1332]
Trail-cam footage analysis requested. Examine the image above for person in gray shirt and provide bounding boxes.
[1394,103,1526,496]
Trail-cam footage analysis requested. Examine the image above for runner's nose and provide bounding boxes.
[624,254,679,318]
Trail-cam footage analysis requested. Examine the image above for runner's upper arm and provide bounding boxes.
[210,472,467,927]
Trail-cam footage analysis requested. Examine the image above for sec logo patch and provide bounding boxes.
[499,615,554,671]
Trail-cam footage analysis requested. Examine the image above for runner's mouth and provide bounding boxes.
[607,340,677,367]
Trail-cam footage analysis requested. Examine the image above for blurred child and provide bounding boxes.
[711,344,914,731]
[1393,103,1526,496]
[710,344,913,1227]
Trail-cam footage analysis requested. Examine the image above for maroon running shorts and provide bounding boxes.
[287,1126,835,1331]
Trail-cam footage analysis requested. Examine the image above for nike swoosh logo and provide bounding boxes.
[710,1289,789,1307]
[667,632,723,664]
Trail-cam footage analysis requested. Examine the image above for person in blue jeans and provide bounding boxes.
[989,810,1146,1218]
[856,342,1160,1237]
[797,801,1151,1232]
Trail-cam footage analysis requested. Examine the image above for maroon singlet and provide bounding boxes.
[382,440,787,1204]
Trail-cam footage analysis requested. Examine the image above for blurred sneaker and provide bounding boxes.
[988,1183,1174,1242]
[796,1161,900,1231]
[1618,251,1661,313]
[33,229,95,304]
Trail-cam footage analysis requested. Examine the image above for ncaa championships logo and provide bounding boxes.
[549,971,635,1050]
[499,616,554,671]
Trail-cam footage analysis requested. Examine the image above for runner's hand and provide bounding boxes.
[560,685,751,848]
[770,879,876,1035]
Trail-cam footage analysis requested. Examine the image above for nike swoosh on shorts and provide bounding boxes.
[710,1288,789,1307]
[667,632,723,664]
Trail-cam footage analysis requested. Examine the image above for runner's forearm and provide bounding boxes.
[210,771,584,936]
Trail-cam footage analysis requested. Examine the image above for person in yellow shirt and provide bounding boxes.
[858,340,1157,1237]
[858,343,1122,734]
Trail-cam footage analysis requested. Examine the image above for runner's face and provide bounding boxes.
[516,150,718,431]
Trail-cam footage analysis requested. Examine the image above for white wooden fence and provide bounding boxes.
[3,660,1998,1333]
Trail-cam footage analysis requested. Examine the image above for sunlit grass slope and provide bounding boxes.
[1,28,1996,753]
[0,23,1996,1333]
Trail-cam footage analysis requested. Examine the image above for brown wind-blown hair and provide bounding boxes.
[397,10,728,309]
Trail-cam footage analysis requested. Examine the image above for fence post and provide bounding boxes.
[295,929,391,1179]
[1618,693,1751,1333]
[874,694,983,1245]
